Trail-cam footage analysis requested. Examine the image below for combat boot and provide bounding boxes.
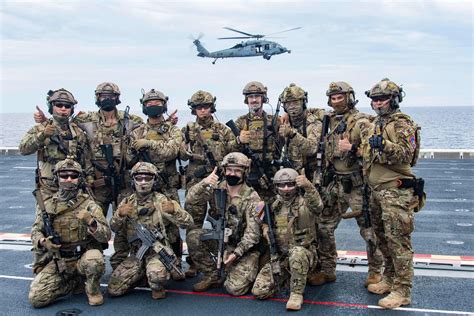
[364,273,383,288]
[193,274,221,292]
[85,279,104,306]
[367,279,392,295]
[307,272,336,286]
[151,289,166,300]
[378,292,411,309]
[286,293,303,311]
[185,263,198,278]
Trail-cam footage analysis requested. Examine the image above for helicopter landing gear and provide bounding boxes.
[263,54,271,60]
[212,58,217,64]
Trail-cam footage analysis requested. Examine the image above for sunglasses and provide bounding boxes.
[58,173,79,180]
[276,182,296,189]
[54,103,73,109]
[134,174,155,182]
[371,96,391,102]
[194,104,212,110]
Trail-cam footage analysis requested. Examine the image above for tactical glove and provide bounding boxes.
[369,135,385,151]
[132,139,153,151]
[76,209,93,225]
[118,203,134,217]
[41,236,61,252]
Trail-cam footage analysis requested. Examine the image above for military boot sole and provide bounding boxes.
[87,293,104,306]
[378,297,411,309]
[367,283,391,295]
[193,280,221,292]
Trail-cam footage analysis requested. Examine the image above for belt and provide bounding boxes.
[376,178,416,191]
[60,245,85,258]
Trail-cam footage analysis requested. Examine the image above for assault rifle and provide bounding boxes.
[314,115,330,188]
[32,189,66,284]
[201,189,230,278]
[50,133,69,156]
[100,144,120,210]
[193,128,219,179]
[263,204,282,294]
[128,217,184,277]
[362,184,376,259]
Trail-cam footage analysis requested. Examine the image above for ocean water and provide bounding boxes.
[0,106,472,149]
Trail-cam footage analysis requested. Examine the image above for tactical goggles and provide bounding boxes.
[133,174,155,182]
[58,173,80,180]
[54,103,73,109]
[276,182,296,189]
[194,104,212,110]
[371,95,391,102]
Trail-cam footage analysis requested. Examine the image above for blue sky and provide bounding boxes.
[1,0,472,114]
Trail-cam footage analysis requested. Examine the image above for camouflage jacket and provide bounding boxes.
[32,191,110,253]
[185,180,262,258]
[19,118,94,188]
[325,108,372,173]
[128,118,183,190]
[180,117,235,185]
[362,109,418,188]
[110,192,193,252]
[271,186,323,253]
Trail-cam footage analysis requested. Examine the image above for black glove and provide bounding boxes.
[369,135,384,151]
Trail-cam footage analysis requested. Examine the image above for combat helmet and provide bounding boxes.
[365,78,404,109]
[140,89,168,115]
[46,88,78,115]
[273,168,298,185]
[222,152,251,170]
[95,82,121,106]
[187,90,216,114]
[242,81,268,103]
[131,162,159,178]
[280,83,308,109]
[53,158,83,186]
[326,81,357,108]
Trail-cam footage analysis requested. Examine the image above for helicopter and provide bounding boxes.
[192,27,301,64]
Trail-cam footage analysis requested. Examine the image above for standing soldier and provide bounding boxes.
[180,90,235,277]
[128,89,185,280]
[28,159,111,307]
[310,81,383,287]
[108,162,193,299]
[20,88,93,273]
[252,168,323,311]
[364,78,423,309]
[186,152,263,295]
[277,83,323,180]
[230,81,281,204]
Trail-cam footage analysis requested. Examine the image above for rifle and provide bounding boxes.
[32,189,66,284]
[225,120,270,186]
[200,189,230,279]
[314,115,330,188]
[263,204,282,295]
[100,144,120,210]
[361,184,376,259]
[190,126,219,179]
[49,134,69,156]
[273,136,293,169]
[128,217,184,277]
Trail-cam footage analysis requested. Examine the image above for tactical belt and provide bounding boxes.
[60,245,85,258]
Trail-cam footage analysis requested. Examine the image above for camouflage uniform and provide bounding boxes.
[363,79,422,308]
[186,176,262,295]
[252,170,323,303]
[108,192,193,297]
[74,82,143,270]
[20,89,94,273]
[28,160,110,308]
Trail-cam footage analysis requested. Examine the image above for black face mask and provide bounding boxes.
[145,105,165,117]
[97,98,117,111]
[225,175,242,186]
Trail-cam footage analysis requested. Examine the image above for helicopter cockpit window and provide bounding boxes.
[231,44,243,49]
[264,44,270,50]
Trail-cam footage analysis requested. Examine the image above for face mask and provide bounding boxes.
[146,105,165,117]
[134,179,154,195]
[225,175,242,186]
[278,187,297,201]
[97,98,117,111]
[371,100,392,116]
[53,113,69,125]
[331,99,349,114]
[58,182,79,201]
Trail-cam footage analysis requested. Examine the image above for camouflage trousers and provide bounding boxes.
[162,188,183,265]
[28,249,105,308]
[370,187,415,297]
[108,255,170,296]
[186,228,260,296]
[317,180,383,275]
[252,245,316,299]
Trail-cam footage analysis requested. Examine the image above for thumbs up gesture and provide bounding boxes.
[34,105,47,124]
[338,137,352,152]
[296,168,312,190]
[203,167,219,188]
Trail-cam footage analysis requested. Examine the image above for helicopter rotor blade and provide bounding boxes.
[223,27,256,37]
[266,27,302,36]
[218,36,252,40]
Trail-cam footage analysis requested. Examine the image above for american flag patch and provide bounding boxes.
[409,135,416,149]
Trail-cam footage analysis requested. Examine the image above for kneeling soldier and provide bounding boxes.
[107,162,193,299]
[252,168,323,311]
[28,158,110,307]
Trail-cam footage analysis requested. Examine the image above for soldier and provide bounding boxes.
[310,81,383,287]
[108,162,193,299]
[20,88,93,273]
[277,83,323,180]
[252,168,323,311]
[186,152,263,295]
[233,81,281,204]
[180,90,235,277]
[128,89,185,280]
[363,78,423,309]
[28,159,110,307]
